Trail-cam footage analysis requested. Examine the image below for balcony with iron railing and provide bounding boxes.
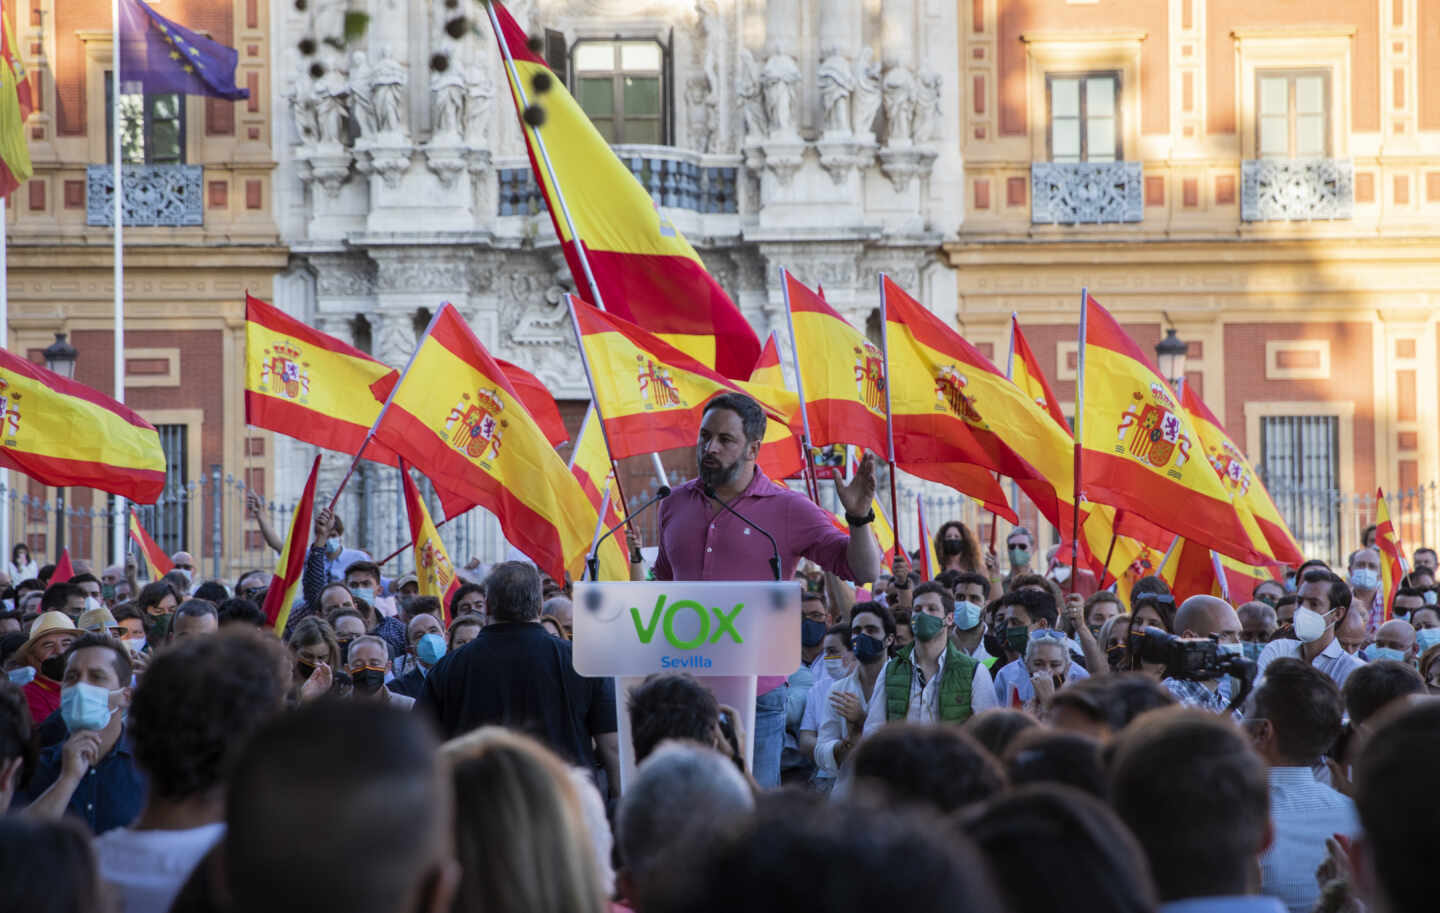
[497,144,741,218]
[1240,158,1354,222]
[1030,161,1144,225]
[86,164,205,227]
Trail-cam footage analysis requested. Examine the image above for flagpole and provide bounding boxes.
[0,196,8,559]
[563,295,634,560]
[1071,289,1088,594]
[780,268,822,506]
[373,509,470,569]
[1155,534,1182,577]
[878,273,902,557]
[987,312,1022,554]
[112,0,128,566]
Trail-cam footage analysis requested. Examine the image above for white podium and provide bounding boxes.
[573,580,802,790]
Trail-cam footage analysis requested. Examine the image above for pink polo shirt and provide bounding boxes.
[653,467,856,694]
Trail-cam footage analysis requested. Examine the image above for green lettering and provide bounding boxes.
[630,595,666,644]
[710,603,744,644]
[663,599,710,650]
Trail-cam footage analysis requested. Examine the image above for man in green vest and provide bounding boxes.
[865,583,999,729]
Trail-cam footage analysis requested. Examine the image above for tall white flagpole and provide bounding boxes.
[112,0,127,564]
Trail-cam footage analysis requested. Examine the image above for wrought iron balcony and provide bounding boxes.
[1031,161,1143,225]
[86,164,204,227]
[1241,158,1353,222]
[497,146,739,217]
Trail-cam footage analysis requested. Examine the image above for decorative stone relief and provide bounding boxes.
[374,312,419,367]
[851,48,883,140]
[1240,158,1354,222]
[881,65,916,146]
[348,52,379,139]
[818,54,854,135]
[761,53,801,139]
[737,49,767,143]
[1031,162,1144,224]
[370,48,409,138]
[685,76,717,154]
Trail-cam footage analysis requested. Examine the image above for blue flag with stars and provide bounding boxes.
[118,0,249,100]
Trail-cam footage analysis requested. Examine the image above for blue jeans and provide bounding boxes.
[752,685,787,789]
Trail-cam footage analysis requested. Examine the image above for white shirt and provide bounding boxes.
[94,822,226,913]
[1260,767,1359,913]
[1256,636,1364,690]
[863,649,998,731]
[992,656,1091,705]
[815,665,885,775]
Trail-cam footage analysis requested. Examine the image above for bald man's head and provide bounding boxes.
[1175,596,1241,644]
[1336,607,1368,655]
[1373,619,1417,662]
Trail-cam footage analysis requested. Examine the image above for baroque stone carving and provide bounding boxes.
[314,66,350,146]
[1240,158,1354,222]
[464,65,496,146]
[882,65,916,146]
[376,258,471,293]
[374,312,418,368]
[1030,161,1144,224]
[761,54,801,138]
[370,48,409,137]
[914,70,942,144]
[851,48,882,140]
[86,164,203,227]
[737,48,767,141]
[817,54,855,135]
[285,62,320,146]
[685,76,716,153]
[431,66,467,140]
[348,52,379,139]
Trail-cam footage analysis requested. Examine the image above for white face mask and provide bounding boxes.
[1049,565,1072,584]
[823,657,849,680]
[1293,606,1330,644]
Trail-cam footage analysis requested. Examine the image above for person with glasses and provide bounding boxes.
[990,587,1090,706]
[234,570,269,604]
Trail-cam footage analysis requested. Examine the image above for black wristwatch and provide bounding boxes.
[845,509,875,527]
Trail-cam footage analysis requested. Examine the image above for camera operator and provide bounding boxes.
[1161,596,1245,717]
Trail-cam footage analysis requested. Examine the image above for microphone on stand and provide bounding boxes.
[587,485,670,581]
[703,485,782,581]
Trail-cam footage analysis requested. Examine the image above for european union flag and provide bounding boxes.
[117,0,249,100]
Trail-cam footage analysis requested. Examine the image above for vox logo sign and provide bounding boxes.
[629,595,744,649]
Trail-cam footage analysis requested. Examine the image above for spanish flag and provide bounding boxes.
[568,405,629,581]
[1008,314,1068,429]
[749,333,805,481]
[487,0,759,378]
[915,495,939,580]
[128,509,174,576]
[883,276,1076,526]
[1165,536,1279,604]
[367,304,595,581]
[1375,489,1408,620]
[0,347,165,503]
[784,270,889,457]
[0,0,33,199]
[1078,294,1262,564]
[495,358,569,448]
[1178,381,1302,566]
[399,459,460,624]
[261,454,319,633]
[570,297,798,460]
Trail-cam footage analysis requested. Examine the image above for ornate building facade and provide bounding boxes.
[271,0,967,566]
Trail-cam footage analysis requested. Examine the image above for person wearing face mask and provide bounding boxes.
[1363,618,1417,666]
[1346,547,1384,630]
[1412,546,1438,576]
[989,588,1091,703]
[816,604,892,776]
[1405,604,1440,655]
[1389,585,1426,625]
[135,581,181,644]
[389,613,447,700]
[863,583,998,732]
[1001,528,1034,594]
[796,623,854,791]
[1256,569,1364,689]
[1160,595,1246,716]
[18,611,78,724]
[1238,601,1279,662]
[285,617,347,703]
[933,520,981,574]
[298,508,375,611]
[17,634,144,834]
[346,634,412,711]
[1252,579,1286,608]
[950,572,994,665]
[1023,635,1073,711]
[781,593,832,784]
[329,609,368,665]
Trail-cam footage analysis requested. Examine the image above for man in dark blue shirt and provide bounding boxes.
[16,633,146,833]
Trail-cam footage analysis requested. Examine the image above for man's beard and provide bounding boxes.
[698,453,741,489]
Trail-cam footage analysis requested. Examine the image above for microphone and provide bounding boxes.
[703,485,782,581]
[587,485,670,581]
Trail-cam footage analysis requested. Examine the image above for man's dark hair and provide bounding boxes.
[136,581,181,613]
[1353,699,1440,913]
[627,672,719,764]
[450,582,484,616]
[0,817,104,913]
[953,571,991,600]
[1412,546,1436,564]
[1250,657,1343,764]
[173,599,219,626]
[1341,660,1424,728]
[1395,585,1426,601]
[226,702,447,913]
[644,791,1003,913]
[111,603,143,625]
[911,581,954,615]
[998,586,1058,628]
[130,629,289,802]
[826,623,851,642]
[64,633,132,687]
[1296,558,1331,578]
[701,392,766,444]
[14,578,43,595]
[1002,729,1108,799]
[343,561,382,586]
[69,573,100,588]
[190,581,228,605]
[217,598,267,628]
[1053,674,1176,733]
[1252,579,1284,598]
[0,681,33,773]
[1110,708,1270,901]
[963,709,1038,758]
[1300,568,1351,614]
[958,784,1157,913]
[406,595,443,624]
[483,561,542,623]
[849,723,1005,815]
[848,600,895,637]
[39,582,83,614]
[37,564,55,585]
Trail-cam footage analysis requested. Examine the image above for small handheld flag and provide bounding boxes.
[128,509,174,577]
[261,455,320,633]
[399,460,460,625]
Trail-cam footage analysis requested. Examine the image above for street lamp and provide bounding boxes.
[1155,328,1187,389]
[43,332,78,379]
[43,332,78,555]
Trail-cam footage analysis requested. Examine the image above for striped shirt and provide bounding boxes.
[1259,767,1359,913]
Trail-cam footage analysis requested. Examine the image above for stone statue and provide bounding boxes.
[347,51,379,139]
[431,65,467,140]
[852,47,882,139]
[737,48,766,140]
[761,53,801,138]
[314,65,349,145]
[464,65,495,144]
[311,0,347,43]
[882,65,917,145]
[914,70,942,143]
[370,48,408,137]
[695,0,723,94]
[685,76,716,153]
[286,63,320,146]
[817,53,855,134]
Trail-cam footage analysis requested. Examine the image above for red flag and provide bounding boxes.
[50,549,74,584]
[128,510,175,576]
[399,459,461,625]
[261,455,320,632]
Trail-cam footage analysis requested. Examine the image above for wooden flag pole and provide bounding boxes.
[878,273,902,558]
[1071,289,1089,595]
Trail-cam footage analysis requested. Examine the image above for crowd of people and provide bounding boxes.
[1,468,1438,913]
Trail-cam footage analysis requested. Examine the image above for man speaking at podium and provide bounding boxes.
[653,392,882,787]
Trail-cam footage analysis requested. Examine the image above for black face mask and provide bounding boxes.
[851,632,886,664]
[295,657,316,682]
[351,668,386,695]
[1005,625,1030,657]
[39,655,66,682]
[941,539,965,556]
[1106,644,1128,671]
[338,638,354,664]
[983,630,1007,659]
[801,617,828,648]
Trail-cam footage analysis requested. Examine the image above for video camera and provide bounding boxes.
[1126,625,1258,713]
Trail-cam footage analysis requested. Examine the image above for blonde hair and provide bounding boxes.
[440,728,608,913]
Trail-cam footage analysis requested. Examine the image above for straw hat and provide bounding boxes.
[23,610,77,653]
